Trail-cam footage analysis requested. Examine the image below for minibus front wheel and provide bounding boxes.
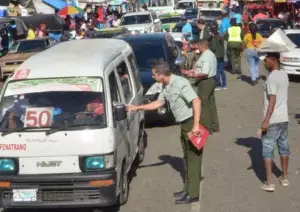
[118,161,129,205]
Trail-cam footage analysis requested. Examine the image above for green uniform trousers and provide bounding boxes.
[197,77,220,133]
[227,41,243,73]
[180,117,203,198]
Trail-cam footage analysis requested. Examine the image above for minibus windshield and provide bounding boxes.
[0,77,106,133]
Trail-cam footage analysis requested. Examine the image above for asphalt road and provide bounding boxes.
[1,59,300,212]
[120,66,300,212]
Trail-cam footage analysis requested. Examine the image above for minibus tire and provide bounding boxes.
[119,162,129,205]
[0,68,3,81]
[138,129,146,164]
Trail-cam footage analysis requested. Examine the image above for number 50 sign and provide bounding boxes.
[24,107,54,128]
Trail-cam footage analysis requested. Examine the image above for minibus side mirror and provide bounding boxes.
[114,103,127,121]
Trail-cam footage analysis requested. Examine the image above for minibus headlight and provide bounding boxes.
[84,154,115,171]
[0,159,16,173]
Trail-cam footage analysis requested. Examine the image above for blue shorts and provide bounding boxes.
[262,122,290,159]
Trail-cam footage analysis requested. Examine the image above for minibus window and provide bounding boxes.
[116,62,133,103]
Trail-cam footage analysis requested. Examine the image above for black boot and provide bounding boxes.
[175,193,199,204]
[173,191,187,198]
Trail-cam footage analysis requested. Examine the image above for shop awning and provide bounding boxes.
[274,0,287,2]
[109,0,126,5]
[42,0,68,10]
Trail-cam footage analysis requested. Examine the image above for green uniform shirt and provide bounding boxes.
[195,49,217,78]
[158,74,198,122]
[183,51,201,86]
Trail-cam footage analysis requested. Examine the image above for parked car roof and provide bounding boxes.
[256,18,285,23]
[115,32,169,42]
[123,11,151,16]
[284,29,300,34]
[16,39,131,79]
[16,36,51,42]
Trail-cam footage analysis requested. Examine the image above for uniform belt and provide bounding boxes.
[179,116,193,124]
[199,76,215,81]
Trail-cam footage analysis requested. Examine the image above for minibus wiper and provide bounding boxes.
[1,128,29,136]
[45,124,74,135]
[45,123,103,135]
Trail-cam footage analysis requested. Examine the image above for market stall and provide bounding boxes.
[242,0,274,22]
[17,14,64,31]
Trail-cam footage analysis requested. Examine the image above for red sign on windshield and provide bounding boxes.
[13,69,30,80]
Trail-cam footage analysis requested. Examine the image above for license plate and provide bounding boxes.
[13,189,37,202]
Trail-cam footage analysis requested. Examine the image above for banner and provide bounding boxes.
[4,77,102,97]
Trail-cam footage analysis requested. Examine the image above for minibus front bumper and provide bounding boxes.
[0,171,117,208]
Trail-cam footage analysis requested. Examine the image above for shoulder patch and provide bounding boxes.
[181,85,189,93]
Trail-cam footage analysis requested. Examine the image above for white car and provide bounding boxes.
[280,29,300,75]
[120,11,162,34]
[174,0,197,14]
[198,8,223,25]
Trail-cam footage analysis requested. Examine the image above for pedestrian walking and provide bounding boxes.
[257,53,290,192]
[244,23,263,85]
[181,18,193,41]
[219,12,231,36]
[210,25,227,90]
[26,25,36,40]
[36,24,47,37]
[197,18,212,41]
[233,7,242,26]
[225,18,243,76]
[112,13,121,27]
[219,12,231,67]
[184,39,220,133]
[127,61,203,204]
[0,35,3,57]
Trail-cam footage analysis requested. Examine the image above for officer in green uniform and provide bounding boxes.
[127,61,203,204]
[224,18,244,75]
[185,39,220,133]
[183,40,201,91]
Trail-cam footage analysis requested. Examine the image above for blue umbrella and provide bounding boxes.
[42,0,68,10]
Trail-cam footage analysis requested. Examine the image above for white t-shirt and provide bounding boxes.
[112,19,121,27]
[0,36,2,50]
[80,23,87,31]
[263,70,289,124]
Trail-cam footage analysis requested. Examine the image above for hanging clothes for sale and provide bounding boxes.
[0,6,7,17]
[121,3,126,14]
[97,7,104,22]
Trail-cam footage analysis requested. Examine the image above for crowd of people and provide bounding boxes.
[181,7,264,89]
[23,2,149,41]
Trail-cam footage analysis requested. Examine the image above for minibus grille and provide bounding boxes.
[2,189,101,202]
[40,189,101,202]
